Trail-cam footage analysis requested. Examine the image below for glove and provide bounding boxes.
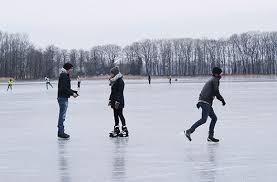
[222,100,226,106]
[196,103,200,109]
[73,90,79,96]
[114,101,120,109]
[108,100,112,106]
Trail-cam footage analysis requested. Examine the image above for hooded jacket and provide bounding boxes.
[109,73,125,108]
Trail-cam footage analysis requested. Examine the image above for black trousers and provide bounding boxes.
[189,102,217,136]
[113,108,126,127]
[46,82,53,89]
[7,85,12,90]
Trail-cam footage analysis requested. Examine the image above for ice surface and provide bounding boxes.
[0,77,276,182]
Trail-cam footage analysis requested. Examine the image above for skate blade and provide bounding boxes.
[118,132,129,137]
[207,138,219,143]
[119,135,128,137]
[58,137,70,140]
[109,133,119,138]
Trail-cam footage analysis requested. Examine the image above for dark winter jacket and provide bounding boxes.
[198,76,224,105]
[58,73,77,98]
[109,77,125,109]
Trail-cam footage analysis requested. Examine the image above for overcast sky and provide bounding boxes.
[0,0,277,49]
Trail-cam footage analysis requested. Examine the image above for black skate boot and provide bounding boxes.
[119,126,128,137]
[109,126,120,138]
[58,133,70,139]
[184,129,192,141]
[207,132,219,142]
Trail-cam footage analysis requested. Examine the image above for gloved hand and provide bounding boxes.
[108,100,112,106]
[196,103,200,109]
[73,90,79,96]
[73,93,78,98]
[222,100,226,106]
[115,101,120,109]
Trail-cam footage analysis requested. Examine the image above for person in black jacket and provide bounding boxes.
[108,66,128,137]
[185,67,226,142]
[57,63,78,139]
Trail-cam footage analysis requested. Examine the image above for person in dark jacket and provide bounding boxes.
[148,74,151,84]
[185,67,226,142]
[108,66,128,137]
[77,76,81,89]
[57,63,78,139]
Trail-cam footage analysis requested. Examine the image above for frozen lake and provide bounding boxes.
[0,77,276,182]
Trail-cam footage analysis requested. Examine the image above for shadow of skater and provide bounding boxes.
[58,140,72,182]
[111,137,129,182]
[199,144,219,182]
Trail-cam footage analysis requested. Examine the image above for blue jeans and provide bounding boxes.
[189,102,218,135]
[57,97,68,134]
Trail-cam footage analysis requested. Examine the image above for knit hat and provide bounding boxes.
[63,63,73,70]
[212,67,222,75]
[110,66,120,75]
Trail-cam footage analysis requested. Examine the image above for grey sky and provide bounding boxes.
[0,0,276,49]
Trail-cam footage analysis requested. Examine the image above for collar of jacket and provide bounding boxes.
[213,75,222,80]
[61,68,68,74]
[109,72,123,86]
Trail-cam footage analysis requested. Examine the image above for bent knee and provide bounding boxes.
[211,116,217,122]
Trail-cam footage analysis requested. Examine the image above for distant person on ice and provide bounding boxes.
[108,66,128,137]
[169,75,172,84]
[185,67,226,143]
[45,76,53,89]
[7,79,13,91]
[77,76,81,89]
[148,74,151,84]
[57,63,78,139]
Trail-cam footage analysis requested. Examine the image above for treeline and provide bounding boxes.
[0,30,276,79]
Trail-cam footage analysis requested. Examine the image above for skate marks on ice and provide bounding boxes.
[0,80,277,181]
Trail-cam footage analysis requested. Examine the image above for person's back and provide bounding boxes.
[199,76,220,105]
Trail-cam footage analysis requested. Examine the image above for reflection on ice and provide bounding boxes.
[58,140,71,182]
[111,138,129,182]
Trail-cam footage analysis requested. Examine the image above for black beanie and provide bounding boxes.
[110,66,120,75]
[212,67,222,75]
[63,63,73,70]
